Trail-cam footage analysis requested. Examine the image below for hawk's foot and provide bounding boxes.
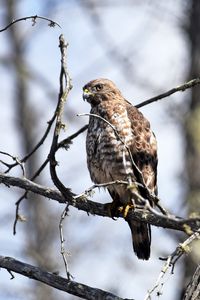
[119,204,135,218]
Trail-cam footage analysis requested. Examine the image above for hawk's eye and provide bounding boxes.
[94,84,103,91]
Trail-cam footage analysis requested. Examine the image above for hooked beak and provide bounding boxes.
[83,88,93,101]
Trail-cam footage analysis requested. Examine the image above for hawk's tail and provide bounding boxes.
[127,220,151,260]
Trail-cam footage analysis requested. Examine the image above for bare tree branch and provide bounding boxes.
[0,172,200,233]
[58,124,89,150]
[48,34,74,279]
[59,205,73,280]
[0,15,61,32]
[136,78,200,108]
[144,230,200,300]
[49,34,73,202]
[0,256,127,300]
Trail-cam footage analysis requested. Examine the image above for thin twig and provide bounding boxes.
[57,124,89,150]
[12,119,86,234]
[136,78,200,108]
[13,157,49,235]
[0,15,61,33]
[7,269,15,280]
[144,229,200,300]
[0,151,25,175]
[12,121,87,234]
[13,194,27,235]
[74,180,135,199]
[59,205,73,280]
[4,114,57,174]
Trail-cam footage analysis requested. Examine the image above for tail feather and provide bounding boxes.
[127,220,151,260]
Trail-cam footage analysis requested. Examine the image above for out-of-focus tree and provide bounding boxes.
[3,1,61,299]
[179,0,200,298]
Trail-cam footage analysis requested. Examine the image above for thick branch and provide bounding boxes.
[0,172,199,232]
[0,256,127,300]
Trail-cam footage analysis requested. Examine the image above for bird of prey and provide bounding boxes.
[83,78,157,260]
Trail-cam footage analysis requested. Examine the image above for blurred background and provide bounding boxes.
[0,0,200,299]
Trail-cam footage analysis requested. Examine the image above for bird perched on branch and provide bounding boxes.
[83,78,157,260]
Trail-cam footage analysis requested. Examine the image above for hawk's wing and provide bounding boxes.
[126,101,158,196]
[125,101,158,260]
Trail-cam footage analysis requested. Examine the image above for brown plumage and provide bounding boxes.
[83,78,158,260]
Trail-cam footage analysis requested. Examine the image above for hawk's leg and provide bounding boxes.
[104,200,121,220]
[106,189,136,219]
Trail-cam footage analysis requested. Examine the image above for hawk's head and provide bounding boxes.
[82,78,122,106]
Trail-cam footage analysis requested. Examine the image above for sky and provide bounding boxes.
[0,1,190,299]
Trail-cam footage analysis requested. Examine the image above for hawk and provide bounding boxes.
[83,78,157,260]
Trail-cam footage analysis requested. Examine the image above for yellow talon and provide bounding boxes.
[104,201,135,219]
[119,204,135,218]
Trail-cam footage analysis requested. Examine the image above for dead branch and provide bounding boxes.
[59,205,73,280]
[58,124,89,150]
[136,78,200,108]
[144,230,200,300]
[49,34,73,200]
[0,15,61,33]
[0,151,25,175]
[48,34,73,278]
[0,255,127,300]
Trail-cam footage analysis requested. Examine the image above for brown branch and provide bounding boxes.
[0,172,200,233]
[0,256,127,300]
[49,34,73,202]
[57,124,89,150]
[0,15,61,33]
[136,78,200,108]
[48,34,73,279]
